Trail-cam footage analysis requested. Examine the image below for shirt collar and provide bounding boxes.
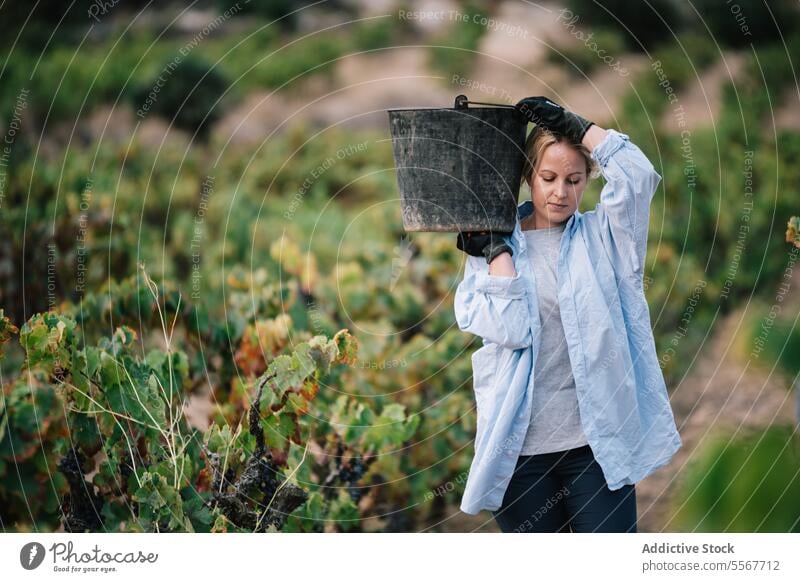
[517,200,534,221]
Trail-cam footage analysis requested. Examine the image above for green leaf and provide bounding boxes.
[362,403,418,450]
[183,493,213,530]
[260,412,298,450]
[328,489,360,532]
[204,424,239,454]
[146,349,190,393]
[132,471,194,532]
[104,357,168,429]
[0,309,19,361]
[284,391,310,415]
[19,313,76,371]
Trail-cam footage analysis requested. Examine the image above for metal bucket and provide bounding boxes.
[387,95,527,232]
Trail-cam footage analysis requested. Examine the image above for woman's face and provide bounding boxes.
[526,141,588,229]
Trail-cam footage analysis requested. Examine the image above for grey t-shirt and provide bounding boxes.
[519,221,589,455]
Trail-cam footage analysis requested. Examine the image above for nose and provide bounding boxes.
[553,182,570,201]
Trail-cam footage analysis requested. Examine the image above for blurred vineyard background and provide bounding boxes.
[1,0,799,533]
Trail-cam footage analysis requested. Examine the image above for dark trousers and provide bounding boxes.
[491,444,637,533]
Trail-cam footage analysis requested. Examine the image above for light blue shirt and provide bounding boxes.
[453,129,682,515]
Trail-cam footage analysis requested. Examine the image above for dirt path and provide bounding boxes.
[212,0,645,146]
[659,52,746,132]
[637,282,799,532]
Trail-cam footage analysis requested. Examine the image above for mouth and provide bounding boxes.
[548,202,567,209]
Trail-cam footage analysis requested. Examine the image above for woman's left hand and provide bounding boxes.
[515,96,595,145]
[456,230,514,264]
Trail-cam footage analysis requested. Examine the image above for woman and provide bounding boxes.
[453,96,682,533]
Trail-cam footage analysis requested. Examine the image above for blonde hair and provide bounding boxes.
[520,126,600,189]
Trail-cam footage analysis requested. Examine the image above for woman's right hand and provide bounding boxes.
[515,96,595,145]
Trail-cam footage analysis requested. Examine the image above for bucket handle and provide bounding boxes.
[454,94,517,110]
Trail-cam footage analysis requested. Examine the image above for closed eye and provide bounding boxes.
[542,177,580,185]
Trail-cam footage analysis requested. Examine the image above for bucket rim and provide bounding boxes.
[386,107,518,113]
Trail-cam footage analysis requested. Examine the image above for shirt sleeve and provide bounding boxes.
[591,129,662,279]
[453,255,532,350]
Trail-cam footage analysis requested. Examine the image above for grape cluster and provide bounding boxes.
[57,447,104,532]
[322,440,376,503]
[338,457,368,502]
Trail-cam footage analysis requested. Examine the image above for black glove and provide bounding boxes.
[515,96,594,144]
[456,230,513,264]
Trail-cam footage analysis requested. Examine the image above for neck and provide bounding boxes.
[521,213,565,231]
